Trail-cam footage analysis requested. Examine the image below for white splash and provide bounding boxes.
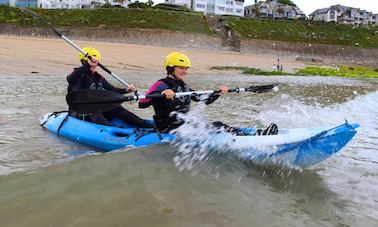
[170,91,378,171]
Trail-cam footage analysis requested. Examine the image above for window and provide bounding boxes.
[196,4,205,8]
[15,0,38,7]
[235,9,242,13]
[207,4,214,11]
[226,8,233,12]
[218,6,225,11]
[0,0,9,5]
[226,1,233,5]
[235,1,243,5]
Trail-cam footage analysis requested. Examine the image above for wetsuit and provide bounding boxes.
[67,63,154,128]
[139,77,219,132]
[139,77,279,136]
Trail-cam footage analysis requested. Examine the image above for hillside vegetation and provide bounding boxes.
[1,6,377,48]
[0,6,212,34]
[225,17,378,48]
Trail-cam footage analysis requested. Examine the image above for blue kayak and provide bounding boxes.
[40,112,359,168]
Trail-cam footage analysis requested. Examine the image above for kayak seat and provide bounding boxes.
[113,132,132,138]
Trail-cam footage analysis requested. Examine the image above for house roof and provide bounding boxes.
[244,0,305,16]
[332,5,350,12]
[315,7,331,14]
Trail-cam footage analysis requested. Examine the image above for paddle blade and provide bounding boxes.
[66,90,126,114]
[246,85,277,93]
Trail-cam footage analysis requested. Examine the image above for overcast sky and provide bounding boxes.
[243,0,378,15]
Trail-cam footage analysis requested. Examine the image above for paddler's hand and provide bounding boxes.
[162,89,175,100]
[126,84,137,93]
[218,85,228,95]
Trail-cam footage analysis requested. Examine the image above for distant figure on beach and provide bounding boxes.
[67,47,154,128]
[273,57,283,72]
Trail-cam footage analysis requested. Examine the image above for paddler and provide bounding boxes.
[67,47,154,128]
[139,51,278,135]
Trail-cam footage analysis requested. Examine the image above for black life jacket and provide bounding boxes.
[154,77,192,119]
[68,70,105,93]
[153,77,192,131]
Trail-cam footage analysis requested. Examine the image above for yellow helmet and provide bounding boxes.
[164,52,191,68]
[79,47,102,62]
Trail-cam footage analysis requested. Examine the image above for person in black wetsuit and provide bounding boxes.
[67,47,154,128]
[139,52,278,135]
[139,52,226,132]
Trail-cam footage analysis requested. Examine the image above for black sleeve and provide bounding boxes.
[101,77,128,94]
[204,94,220,105]
[67,63,90,84]
[191,93,220,105]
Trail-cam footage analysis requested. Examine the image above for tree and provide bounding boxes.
[277,0,296,6]
[147,0,154,6]
[128,1,152,8]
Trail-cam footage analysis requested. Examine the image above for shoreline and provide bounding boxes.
[2,22,377,69]
[0,35,310,76]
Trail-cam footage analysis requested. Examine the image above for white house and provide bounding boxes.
[244,0,305,19]
[0,0,11,6]
[373,14,378,25]
[165,0,245,17]
[39,0,85,9]
[309,5,376,26]
[5,0,130,8]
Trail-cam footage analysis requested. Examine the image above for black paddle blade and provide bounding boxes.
[66,90,128,114]
[246,84,276,93]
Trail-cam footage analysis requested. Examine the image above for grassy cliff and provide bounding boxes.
[224,17,378,48]
[1,6,377,48]
[0,6,212,34]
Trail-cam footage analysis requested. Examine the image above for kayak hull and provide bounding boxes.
[40,112,359,168]
[40,112,174,151]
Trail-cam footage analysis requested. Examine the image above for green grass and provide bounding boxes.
[297,66,378,78]
[211,66,246,70]
[2,5,378,48]
[225,17,378,48]
[212,65,378,78]
[211,66,292,75]
[242,67,291,75]
[0,6,212,34]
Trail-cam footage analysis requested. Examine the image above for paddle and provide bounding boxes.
[20,8,131,89]
[67,85,277,114]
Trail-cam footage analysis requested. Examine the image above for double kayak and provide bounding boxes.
[40,112,359,168]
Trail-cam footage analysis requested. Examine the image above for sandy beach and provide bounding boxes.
[1,35,308,76]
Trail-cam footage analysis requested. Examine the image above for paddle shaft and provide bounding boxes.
[118,85,276,102]
[20,8,130,88]
[66,85,276,113]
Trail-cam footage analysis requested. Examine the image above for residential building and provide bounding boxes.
[309,4,376,26]
[15,0,40,7]
[1,0,130,8]
[0,0,10,6]
[165,0,245,17]
[373,14,378,25]
[244,0,305,19]
[39,0,85,8]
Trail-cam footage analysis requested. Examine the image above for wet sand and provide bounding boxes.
[1,35,308,76]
